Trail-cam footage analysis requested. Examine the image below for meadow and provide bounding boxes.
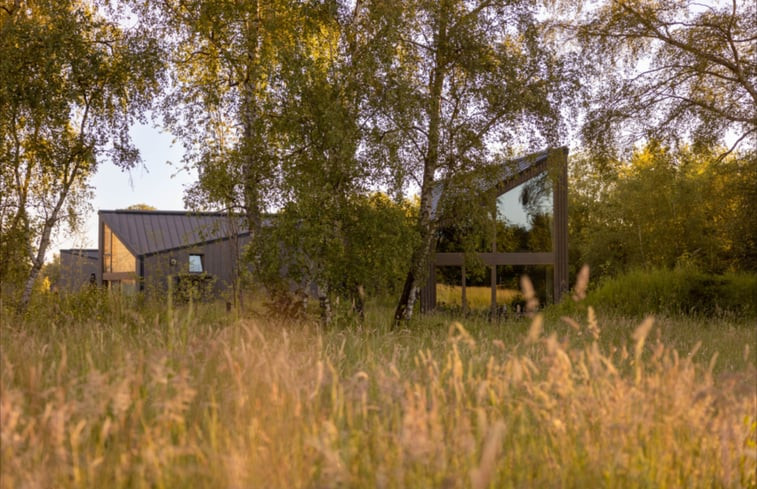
[1,287,756,488]
[435,284,520,310]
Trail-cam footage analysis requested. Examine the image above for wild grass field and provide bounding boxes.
[1,289,756,488]
[436,284,521,310]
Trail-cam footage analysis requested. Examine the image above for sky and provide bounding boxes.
[53,123,195,254]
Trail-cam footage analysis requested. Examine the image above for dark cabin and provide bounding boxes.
[420,147,569,314]
[98,210,250,296]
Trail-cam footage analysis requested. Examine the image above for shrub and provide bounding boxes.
[555,267,757,318]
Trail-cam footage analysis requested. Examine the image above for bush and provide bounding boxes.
[553,267,757,318]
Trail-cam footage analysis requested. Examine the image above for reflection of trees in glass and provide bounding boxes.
[434,171,557,289]
[496,173,553,252]
[436,222,487,254]
[520,173,552,218]
[435,223,490,286]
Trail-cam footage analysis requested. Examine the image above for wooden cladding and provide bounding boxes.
[102,224,136,274]
[102,272,138,281]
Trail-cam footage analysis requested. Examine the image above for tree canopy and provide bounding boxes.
[561,0,756,158]
[1,0,162,308]
[569,142,757,276]
[124,203,158,211]
[355,0,575,320]
[3,0,754,318]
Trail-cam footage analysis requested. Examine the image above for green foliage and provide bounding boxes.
[359,0,576,319]
[131,0,337,228]
[570,143,757,278]
[554,267,757,319]
[1,1,162,308]
[124,203,157,211]
[561,0,756,157]
[252,193,418,301]
[173,273,216,303]
[39,253,61,291]
[19,286,113,327]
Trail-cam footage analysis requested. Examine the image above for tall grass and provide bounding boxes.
[1,293,755,488]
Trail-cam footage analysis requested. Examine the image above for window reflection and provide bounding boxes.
[189,254,204,273]
[495,173,553,252]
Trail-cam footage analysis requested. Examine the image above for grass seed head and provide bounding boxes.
[520,275,539,314]
[572,264,590,302]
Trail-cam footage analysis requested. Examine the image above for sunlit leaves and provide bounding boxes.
[0,0,162,306]
[569,144,757,276]
[359,0,574,319]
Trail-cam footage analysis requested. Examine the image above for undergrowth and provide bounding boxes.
[553,267,757,318]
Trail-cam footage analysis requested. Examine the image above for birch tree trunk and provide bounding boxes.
[394,0,449,322]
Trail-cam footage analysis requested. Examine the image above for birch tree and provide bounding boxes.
[354,0,572,321]
[131,1,334,235]
[564,0,757,158]
[243,2,419,319]
[0,0,162,309]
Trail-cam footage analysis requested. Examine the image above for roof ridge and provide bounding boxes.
[98,209,239,216]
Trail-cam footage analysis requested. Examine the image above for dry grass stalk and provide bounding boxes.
[470,421,507,489]
[526,314,544,344]
[1,302,754,488]
[572,264,590,302]
[520,275,539,313]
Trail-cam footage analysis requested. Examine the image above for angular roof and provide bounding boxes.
[99,210,249,257]
[430,148,565,218]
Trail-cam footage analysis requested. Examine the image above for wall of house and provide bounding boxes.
[102,224,136,274]
[422,147,569,312]
[141,235,251,298]
[59,251,99,292]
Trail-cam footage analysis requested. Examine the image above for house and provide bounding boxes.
[420,147,569,314]
[98,210,250,295]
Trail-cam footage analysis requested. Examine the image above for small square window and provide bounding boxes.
[188,254,204,273]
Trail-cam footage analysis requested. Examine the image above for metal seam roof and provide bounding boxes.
[98,211,249,257]
[60,249,99,260]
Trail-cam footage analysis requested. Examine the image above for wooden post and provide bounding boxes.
[420,258,437,313]
[490,263,496,320]
[461,263,467,314]
[490,203,497,321]
[551,148,569,303]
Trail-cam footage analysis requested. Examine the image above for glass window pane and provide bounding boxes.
[495,173,553,252]
[111,232,136,273]
[189,254,203,273]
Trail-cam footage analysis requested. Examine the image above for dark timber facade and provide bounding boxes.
[59,248,99,291]
[98,210,249,295]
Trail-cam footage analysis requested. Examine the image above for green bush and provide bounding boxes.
[553,267,757,318]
